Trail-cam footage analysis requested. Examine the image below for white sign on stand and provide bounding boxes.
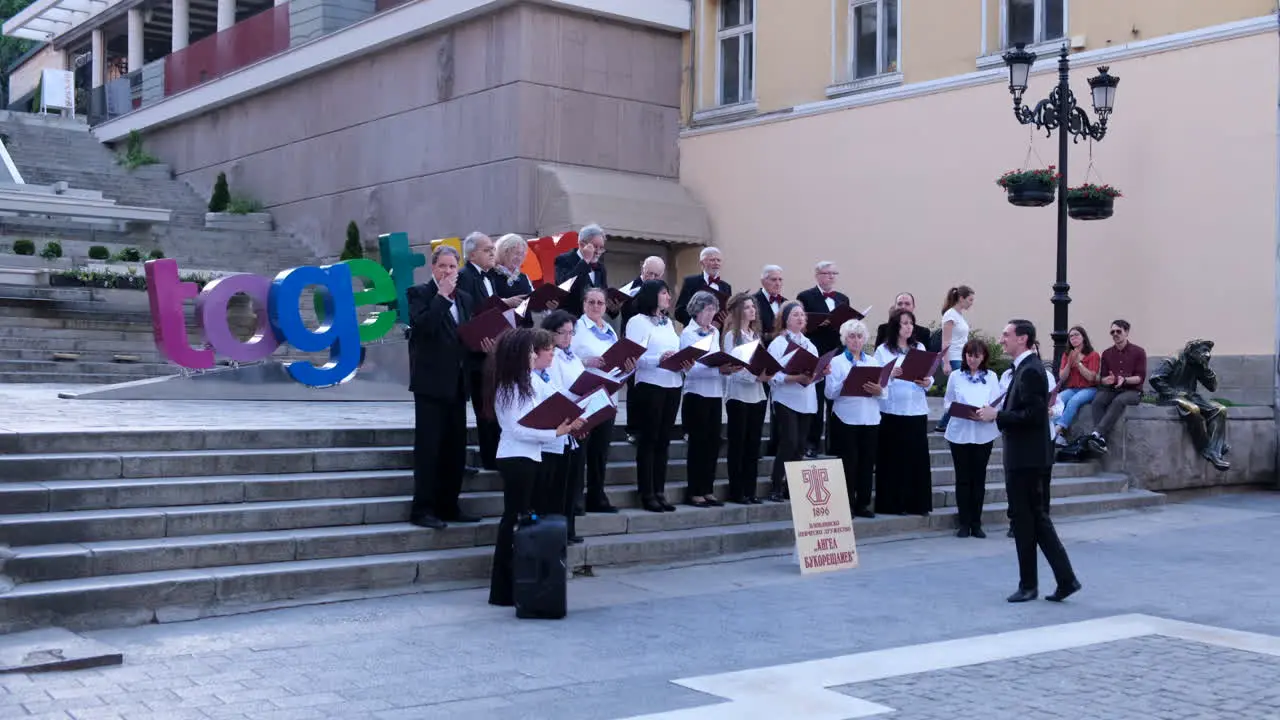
[40,69,75,115]
[784,458,859,574]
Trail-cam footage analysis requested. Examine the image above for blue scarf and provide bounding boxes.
[966,371,986,384]
[536,369,550,383]
[588,323,615,342]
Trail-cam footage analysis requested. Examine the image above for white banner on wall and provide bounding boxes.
[40,69,75,114]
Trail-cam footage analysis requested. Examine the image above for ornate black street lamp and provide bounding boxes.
[1001,43,1119,367]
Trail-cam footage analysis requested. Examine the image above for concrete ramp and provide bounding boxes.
[59,340,412,402]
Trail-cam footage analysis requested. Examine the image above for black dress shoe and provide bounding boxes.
[748,496,763,504]
[642,498,665,513]
[1046,579,1082,602]
[705,497,724,507]
[586,503,619,514]
[956,526,971,538]
[446,512,481,523]
[1007,588,1038,603]
[410,515,446,529]
[971,526,987,538]
[656,496,676,512]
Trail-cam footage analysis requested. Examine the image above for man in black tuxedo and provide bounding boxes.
[620,256,666,441]
[795,261,849,457]
[977,319,1080,603]
[553,223,610,318]
[753,264,786,456]
[455,231,508,471]
[874,292,933,349]
[673,247,731,327]
[406,245,481,529]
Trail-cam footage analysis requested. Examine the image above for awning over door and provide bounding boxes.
[536,163,711,246]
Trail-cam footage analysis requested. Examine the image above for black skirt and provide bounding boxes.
[874,413,933,515]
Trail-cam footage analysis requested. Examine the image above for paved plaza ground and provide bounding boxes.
[1,486,1278,719]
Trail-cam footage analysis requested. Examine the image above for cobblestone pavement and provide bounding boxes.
[1,477,1279,718]
[839,635,1280,720]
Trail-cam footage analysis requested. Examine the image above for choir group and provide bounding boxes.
[402,225,1083,607]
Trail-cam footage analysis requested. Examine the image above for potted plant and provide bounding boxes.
[1066,183,1121,220]
[996,166,1060,207]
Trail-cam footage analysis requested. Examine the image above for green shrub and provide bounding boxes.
[117,247,142,262]
[118,130,159,169]
[88,245,110,261]
[340,221,363,260]
[226,196,263,215]
[148,248,165,260]
[39,241,62,260]
[12,239,34,255]
[208,172,230,213]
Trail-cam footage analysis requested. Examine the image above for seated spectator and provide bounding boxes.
[1086,320,1147,456]
[1054,325,1101,446]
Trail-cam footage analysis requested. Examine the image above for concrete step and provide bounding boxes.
[0,359,175,375]
[0,489,1166,632]
[0,370,178,384]
[0,475,1128,583]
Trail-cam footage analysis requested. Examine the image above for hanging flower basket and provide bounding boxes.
[996,167,1060,207]
[1066,183,1121,220]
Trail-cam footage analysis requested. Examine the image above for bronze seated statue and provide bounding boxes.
[1148,339,1230,472]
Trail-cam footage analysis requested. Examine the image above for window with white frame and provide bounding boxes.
[717,0,755,106]
[850,0,899,79]
[1004,0,1064,48]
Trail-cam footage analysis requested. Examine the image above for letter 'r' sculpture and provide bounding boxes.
[1148,339,1231,472]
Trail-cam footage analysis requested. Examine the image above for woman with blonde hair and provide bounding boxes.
[721,293,774,504]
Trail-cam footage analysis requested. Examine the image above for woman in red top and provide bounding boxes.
[1054,325,1101,445]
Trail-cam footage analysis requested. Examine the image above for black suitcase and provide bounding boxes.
[513,513,568,619]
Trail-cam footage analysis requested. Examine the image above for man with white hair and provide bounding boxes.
[754,265,787,457]
[622,255,666,443]
[453,231,503,470]
[797,260,850,458]
[674,246,731,327]
[553,223,610,317]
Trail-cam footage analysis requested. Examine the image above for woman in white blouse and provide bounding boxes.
[934,285,974,433]
[824,319,885,519]
[873,307,934,516]
[569,287,626,515]
[721,293,774,505]
[679,291,731,508]
[942,338,1001,538]
[767,302,829,503]
[487,328,583,608]
[625,280,692,513]
[542,309,588,544]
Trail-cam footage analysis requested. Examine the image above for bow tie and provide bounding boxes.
[966,372,986,384]
[769,294,784,305]
[588,263,600,271]
[706,276,720,286]
[536,369,550,382]
[822,291,836,300]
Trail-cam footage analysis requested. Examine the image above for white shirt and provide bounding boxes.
[824,350,883,426]
[999,362,1064,440]
[942,308,970,362]
[873,343,933,417]
[495,371,562,461]
[570,315,617,361]
[943,369,1001,445]
[768,332,818,414]
[550,346,587,401]
[533,369,568,454]
[680,324,723,399]
[723,329,766,405]
[626,314,682,389]
[760,289,782,317]
[703,272,723,293]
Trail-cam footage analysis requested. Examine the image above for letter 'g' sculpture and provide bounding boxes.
[1148,339,1230,471]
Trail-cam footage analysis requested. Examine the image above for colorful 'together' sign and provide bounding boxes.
[146,231,582,388]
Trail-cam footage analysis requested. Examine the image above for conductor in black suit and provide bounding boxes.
[795,261,849,457]
[406,245,481,530]
[553,223,611,318]
[673,247,731,326]
[977,319,1081,603]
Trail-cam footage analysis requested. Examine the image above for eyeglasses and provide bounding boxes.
[1110,329,1123,336]
[557,329,576,336]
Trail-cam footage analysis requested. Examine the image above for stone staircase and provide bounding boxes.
[0,111,316,273]
[0,424,1165,632]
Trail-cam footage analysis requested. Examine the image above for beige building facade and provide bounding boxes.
[677,1,1279,370]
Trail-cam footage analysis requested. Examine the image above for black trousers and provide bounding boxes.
[949,441,993,529]
[682,393,723,498]
[553,445,585,538]
[830,419,877,513]
[1006,467,1076,591]
[631,382,682,501]
[583,417,614,509]
[765,386,779,456]
[770,403,812,493]
[806,380,829,453]
[412,393,467,521]
[489,456,542,606]
[538,451,566,518]
[624,375,638,436]
[875,413,933,515]
[469,366,500,469]
[1007,466,1052,524]
[726,399,766,501]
